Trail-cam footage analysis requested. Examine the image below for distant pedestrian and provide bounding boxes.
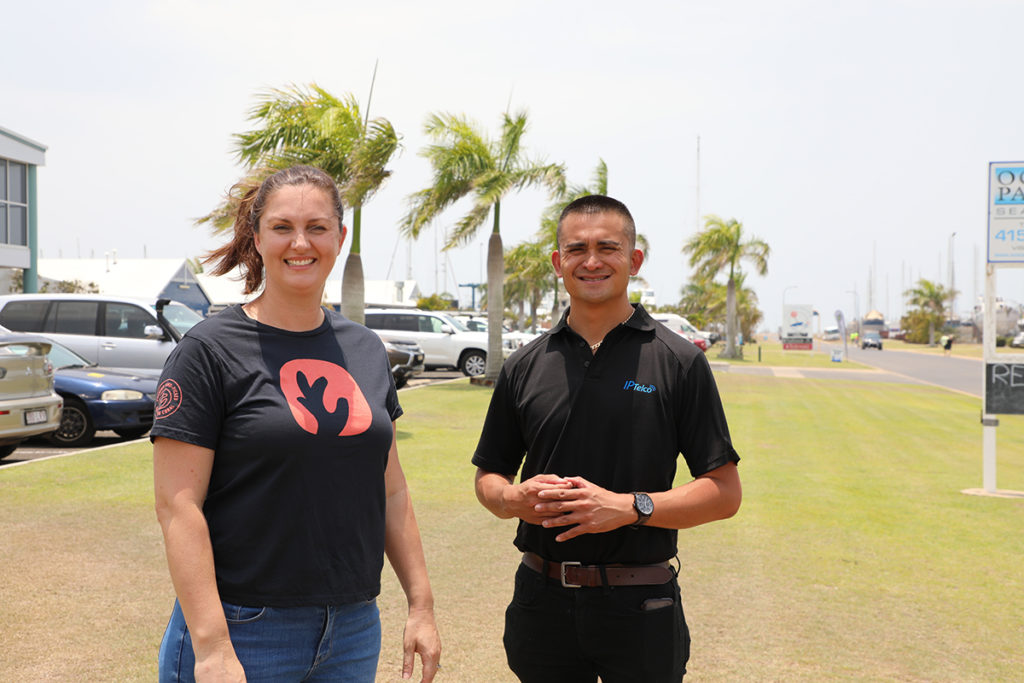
[941,334,953,356]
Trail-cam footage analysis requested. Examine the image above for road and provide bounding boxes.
[723,342,984,399]
[841,344,982,397]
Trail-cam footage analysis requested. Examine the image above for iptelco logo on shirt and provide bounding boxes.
[623,380,656,393]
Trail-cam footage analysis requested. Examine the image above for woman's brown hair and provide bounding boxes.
[204,165,345,294]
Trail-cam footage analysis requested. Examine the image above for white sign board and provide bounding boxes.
[987,162,1024,263]
[782,304,813,339]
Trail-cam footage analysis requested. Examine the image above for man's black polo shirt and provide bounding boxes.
[472,304,739,564]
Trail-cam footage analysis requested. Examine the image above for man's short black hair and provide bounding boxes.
[557,195,636,249]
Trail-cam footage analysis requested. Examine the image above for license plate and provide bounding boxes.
[24,409,48,425]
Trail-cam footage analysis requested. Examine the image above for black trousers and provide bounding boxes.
[503,562,690,682]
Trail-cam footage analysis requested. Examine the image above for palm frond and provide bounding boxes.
[445,202,493,248]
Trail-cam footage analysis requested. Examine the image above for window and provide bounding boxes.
[0,300,50,332]
[0,160,29,246]
[104,303,154,338]
[389,315,418,332]
[420,315,447,334]
[51,301,99,335]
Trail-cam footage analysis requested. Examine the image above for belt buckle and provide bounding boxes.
[560,561,582,588]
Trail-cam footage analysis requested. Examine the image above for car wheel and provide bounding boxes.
[49,398,96,447]
[114,427,150,440]
[394,374,408,389]
[0,443,19,460]
[459,350,486,377]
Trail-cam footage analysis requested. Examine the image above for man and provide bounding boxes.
[472,195,741,682]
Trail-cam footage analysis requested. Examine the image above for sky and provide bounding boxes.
[6,0,1024,332]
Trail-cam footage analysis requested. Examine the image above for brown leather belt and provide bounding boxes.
[521,552,674,588]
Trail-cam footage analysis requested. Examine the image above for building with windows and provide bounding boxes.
[0,126,45,293]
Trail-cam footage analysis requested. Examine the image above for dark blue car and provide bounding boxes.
[46,340,159,446]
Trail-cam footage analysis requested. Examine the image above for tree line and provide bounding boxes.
[198,83,771,374]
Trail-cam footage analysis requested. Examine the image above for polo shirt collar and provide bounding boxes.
[549,303,659,336]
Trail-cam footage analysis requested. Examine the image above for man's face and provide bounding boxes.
[552,210,643,306]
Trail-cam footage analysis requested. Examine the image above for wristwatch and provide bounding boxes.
[631,492,654,528]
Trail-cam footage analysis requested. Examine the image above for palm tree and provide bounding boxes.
[401,110,564,379]
[198,83,399,324]
[679,278,724,329]
[505,239,551,333]
[679,275,762,340]
[683,215,770,359]
[904,278,956,346]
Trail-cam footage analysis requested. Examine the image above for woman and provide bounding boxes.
[153,165,440,682]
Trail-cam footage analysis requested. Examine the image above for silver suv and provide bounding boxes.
[364,309,511,376]
[0,294,202,373]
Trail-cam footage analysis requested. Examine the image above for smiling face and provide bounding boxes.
[253,183,346,298]
[552,210,643,309]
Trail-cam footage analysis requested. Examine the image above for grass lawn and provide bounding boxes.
[2,375,1023,681]
[724,342,870,369]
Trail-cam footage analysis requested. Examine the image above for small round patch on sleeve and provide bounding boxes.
[155,379,183,419]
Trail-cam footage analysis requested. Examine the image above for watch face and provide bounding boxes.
[635,493,654,516]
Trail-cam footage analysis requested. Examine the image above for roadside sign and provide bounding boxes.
[984,362,1024,415]
[987,162,1024,263]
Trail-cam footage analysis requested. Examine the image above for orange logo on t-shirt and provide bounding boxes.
[279,359,372,437]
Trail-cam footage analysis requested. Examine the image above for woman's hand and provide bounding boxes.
[401,607,441,681]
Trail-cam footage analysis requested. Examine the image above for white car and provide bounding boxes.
[364,309,513,376]
[451,314,540,351]
[0,293,203,373]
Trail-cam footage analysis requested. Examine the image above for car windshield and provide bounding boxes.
[440,314,470,332]
[162,303,203,334]
[866,333,881,340]
[45,340,94,369]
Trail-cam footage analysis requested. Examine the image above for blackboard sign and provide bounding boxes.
[985,363,1024,415]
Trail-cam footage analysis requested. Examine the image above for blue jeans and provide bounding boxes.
[158,598,381,682]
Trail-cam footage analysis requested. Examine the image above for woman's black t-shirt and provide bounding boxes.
[151,305,401,606]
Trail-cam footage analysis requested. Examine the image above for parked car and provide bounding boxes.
[0,334,63,459]
[1011,331,1024,348]
[861,332,883,350]
[451,314,541,350]
[451,314,487,332]
[651,313,710,352]
[378,337,425,389]
[364,309,513,376]
[44,339,160,446]
[0,294,202,372]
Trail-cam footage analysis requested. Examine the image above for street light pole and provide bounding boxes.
[846,288,860,335]
[949,232,957,321]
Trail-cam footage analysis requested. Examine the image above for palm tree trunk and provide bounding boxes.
[530,288,540,333]
[341,206,364,324]
[721,276,739,359]
[485,205,504,381]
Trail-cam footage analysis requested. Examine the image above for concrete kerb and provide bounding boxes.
[0,436,149,470]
